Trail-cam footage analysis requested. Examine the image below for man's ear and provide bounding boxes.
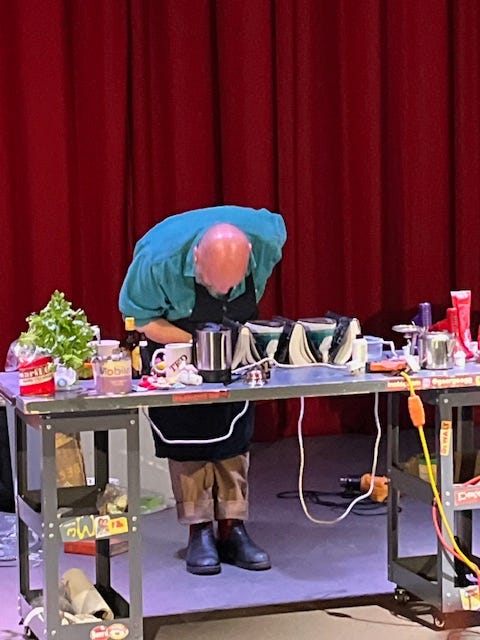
[193,245,199,263]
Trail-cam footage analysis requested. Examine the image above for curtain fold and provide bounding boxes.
[1,0,479,436]
[453,0,480,290]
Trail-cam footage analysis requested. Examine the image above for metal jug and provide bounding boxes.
[194,323,232,383]
[419,331,455,370]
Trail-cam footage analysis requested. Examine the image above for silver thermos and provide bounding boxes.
[194,323,232,383]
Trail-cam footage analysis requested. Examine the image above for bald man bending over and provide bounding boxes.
[120,205,287,575]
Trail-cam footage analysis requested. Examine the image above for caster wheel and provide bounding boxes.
[394,587,410,605]
[432,613,445,629]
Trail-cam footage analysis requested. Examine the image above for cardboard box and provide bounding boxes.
[64,537,128,556]
[55,433,87,488]
[404,450,480,484]
[454,450,480,483]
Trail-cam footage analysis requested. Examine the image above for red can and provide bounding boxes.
[18,356,55,396]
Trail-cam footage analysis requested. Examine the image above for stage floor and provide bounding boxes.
[1,430,479,638]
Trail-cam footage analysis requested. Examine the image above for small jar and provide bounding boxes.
[454,350,466,368]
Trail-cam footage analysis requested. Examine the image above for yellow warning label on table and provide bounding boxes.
[460,586,480,611]
[439,420,452,456]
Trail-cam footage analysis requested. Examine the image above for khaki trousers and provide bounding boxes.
[168,453,249,525]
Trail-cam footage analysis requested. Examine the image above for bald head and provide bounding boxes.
[194,223,252,296]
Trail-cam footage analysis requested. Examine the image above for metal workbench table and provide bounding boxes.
[2,364,480,637]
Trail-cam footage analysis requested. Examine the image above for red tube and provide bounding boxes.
[451,290,473,357]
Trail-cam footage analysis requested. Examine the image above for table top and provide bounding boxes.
[2,363,480,415]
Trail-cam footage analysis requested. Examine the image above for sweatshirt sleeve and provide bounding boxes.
[119,254,169,324]
[251,212,287,300]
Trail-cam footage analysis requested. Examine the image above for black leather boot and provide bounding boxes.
[217,519,271,570]
[186,522,221,575]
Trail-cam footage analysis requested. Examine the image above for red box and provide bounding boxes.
[64,537,128,556]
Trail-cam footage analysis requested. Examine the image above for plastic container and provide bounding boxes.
[454,351,466,368]
[412,302,432,329]
[0,512,17,564]
[364,336,397,361]
[365,336,383,361]
[419,455,437,483]
[92,350,132,394]
[351,334,368,365]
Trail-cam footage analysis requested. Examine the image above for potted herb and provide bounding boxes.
[19,291,96,375]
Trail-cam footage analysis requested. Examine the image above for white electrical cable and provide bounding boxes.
[23,606,44,628]
[275,361,346,370]
[296,392,382,524]
[232,356,346,376]
[143,361,380,524]
[142,400,250,445]
[142,356,345,446]
[23,607,99,627]
[231,357,274,374]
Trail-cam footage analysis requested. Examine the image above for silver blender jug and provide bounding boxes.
[194,323,232,383]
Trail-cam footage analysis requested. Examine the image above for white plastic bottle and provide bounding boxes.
[351,334,368,366]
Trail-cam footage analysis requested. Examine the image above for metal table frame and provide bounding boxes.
[388,386,480,627]
[9,404,142,640]
[2,365,480,637]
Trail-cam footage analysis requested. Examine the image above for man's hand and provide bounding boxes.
[136,319,192,344]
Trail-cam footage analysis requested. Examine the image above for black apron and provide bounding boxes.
[148,275,258,461]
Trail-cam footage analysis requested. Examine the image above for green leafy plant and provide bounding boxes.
[19,290,96,370]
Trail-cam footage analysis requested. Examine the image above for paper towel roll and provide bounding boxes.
[61,568,114,620]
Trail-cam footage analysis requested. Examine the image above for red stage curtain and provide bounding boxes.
[1,0,480,437]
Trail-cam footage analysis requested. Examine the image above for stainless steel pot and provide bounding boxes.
[419,331,455,370]
[194,323,232,383]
